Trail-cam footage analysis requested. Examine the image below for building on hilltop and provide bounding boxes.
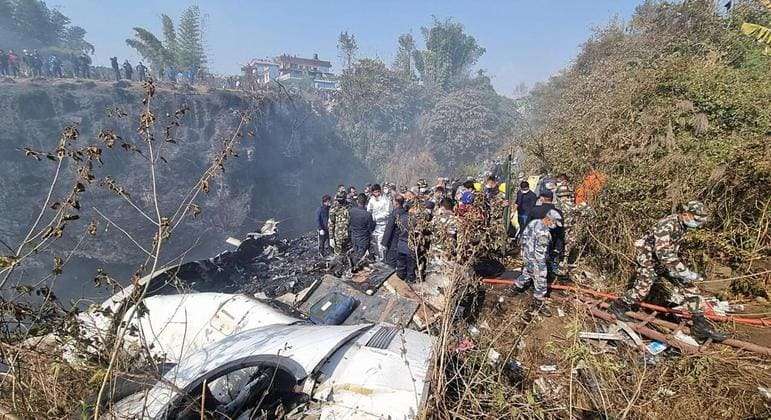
[242,53,340,96]
[275,53,332,80]
[241,58,280,85]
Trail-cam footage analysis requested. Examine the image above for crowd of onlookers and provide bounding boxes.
[0,49,94,79]
[315,174,577,302]
[0,48,212,86]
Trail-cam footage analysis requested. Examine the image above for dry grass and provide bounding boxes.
[424,277,771,419]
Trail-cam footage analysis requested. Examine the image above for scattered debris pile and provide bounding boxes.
[426,263,771,419]
[140,221,328,300]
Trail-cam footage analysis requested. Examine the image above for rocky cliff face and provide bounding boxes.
[0,79,369,301]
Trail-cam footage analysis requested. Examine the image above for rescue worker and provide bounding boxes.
[427,197,458,269]
[554,174,576,270]
[382,194,415,282]
[316,194,331,257]
[417,178,430,197]
[328,191,351,256]
[609,201,726,342]
[515,181,537,238]
[347,185,358,202]
[366,184,391,261]
[349,193,376,268]
[511,209,563,316]
[529,191,565,280]
[382,194,404,268]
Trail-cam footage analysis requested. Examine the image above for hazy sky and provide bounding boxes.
[58,0,642,96]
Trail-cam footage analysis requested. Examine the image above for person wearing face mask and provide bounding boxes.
[609,200,725,342]
[510,209,563,317]
[483,176,500,200]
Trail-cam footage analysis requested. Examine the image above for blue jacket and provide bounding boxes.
[316,205,330,232]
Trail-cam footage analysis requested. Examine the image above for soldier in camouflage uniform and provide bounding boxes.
[610,200,725,342]
[427,198,458,270]
[328,191,351,256]
[511,209,563,316]
[554,174,576,271]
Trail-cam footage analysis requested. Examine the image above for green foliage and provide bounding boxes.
[337,31,358,70]
[0,0,93,54]
[424,79,517,169]
[126,28,168,78]
[125,5,207,75]
[161,14,178,60]
[336,58,426,171]
[393,33,416,80]
[335,19,515,177]
[519,0,771,276]
[413,18,486,90]
[176,5,206,73]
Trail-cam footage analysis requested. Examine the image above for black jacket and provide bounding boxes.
[381,207,410,254]
[349,205,375,248]
[515,190,538,217]
[316,205,330,232]
[528,202,565,256]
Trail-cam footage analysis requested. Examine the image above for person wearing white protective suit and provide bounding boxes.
[366,183,392,261]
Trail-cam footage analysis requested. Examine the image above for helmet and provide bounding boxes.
[682,200,707,217]
[460,191,475,205]
[546,209,563,227]
[683,200,708,227]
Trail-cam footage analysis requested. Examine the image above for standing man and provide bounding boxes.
[50,55,63,78]
[80,53,91,78]
[381,194,403,268]
[7,50,18,77]
[609,201,725,342]
[366,184,391,261]
[123,59,133,81]
[136,62,147,81]
[110,57,121,81]
[349,193,376,268]
[515,181,538,238]
[511,209,563,316]
[555,174,577,270]
[529,191,565,281]
[383,194,415,282]
[328,191,351,257]
[0,50,7,76]
[347,185,358,203]
[316,194,332,257]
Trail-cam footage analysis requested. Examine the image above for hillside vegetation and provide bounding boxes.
[519,0,770,289]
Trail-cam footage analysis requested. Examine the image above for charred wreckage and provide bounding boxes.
[60,220,442,419]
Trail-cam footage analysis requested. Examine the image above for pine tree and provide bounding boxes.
[161,14,179,63]
[176,5,207,74]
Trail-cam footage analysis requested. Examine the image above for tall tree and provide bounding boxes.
[177,5,207,73]
[161,14,179,62]
[393,33,416,80]
[126,28,169,77]
[337,31,358,70]
[414,18,486,90]
[2,0,92,53]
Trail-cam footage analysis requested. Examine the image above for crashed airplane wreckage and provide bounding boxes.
[65,220,443,419]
